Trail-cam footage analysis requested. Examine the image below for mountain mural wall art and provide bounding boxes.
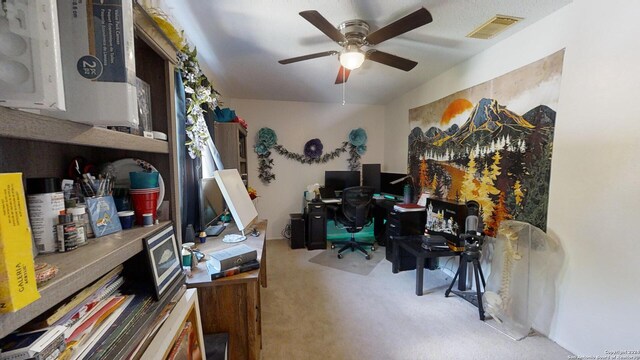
[408,50,564,236]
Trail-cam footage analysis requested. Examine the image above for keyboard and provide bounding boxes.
[321,198,341,204]
[205,224,226,237]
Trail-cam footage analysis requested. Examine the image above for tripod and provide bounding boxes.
[445,236,486,320]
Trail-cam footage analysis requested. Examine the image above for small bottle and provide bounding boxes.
[67,207,88,246]
[56,213,78,252]
[75,204,94,238]
[199,231,207,244]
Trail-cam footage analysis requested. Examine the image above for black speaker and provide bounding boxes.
[289,213,305,249]
[362,163,381,193]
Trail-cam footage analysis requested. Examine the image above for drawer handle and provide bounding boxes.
[390,211,397,216]
[313,205,322,209]
[389,224,396,228]
[314,216,322,219]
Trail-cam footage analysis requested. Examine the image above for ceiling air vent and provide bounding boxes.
[467,15,523,39]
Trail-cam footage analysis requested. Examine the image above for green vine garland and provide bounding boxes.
[177,45,221,158]
[255,128,368,184]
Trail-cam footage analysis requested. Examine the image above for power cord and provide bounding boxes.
[281,223,291,240]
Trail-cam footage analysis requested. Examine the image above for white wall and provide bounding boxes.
[384,0,640,355]
[225,98,385,240]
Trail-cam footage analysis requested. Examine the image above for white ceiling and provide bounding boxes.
[163,0,571,105]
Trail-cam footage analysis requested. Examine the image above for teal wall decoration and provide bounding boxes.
[255,127,368,184]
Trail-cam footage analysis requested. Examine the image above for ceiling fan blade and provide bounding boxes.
[335,66,351,84]
[367,50,417,71]
[299,10,346,44]
[365,7,433,45]
[278,51,338,64]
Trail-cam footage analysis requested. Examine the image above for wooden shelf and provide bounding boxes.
[0,106,169,154]
[0,221,171,339]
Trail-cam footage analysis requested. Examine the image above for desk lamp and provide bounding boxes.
[389,174,414,203]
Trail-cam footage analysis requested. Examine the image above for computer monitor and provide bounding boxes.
[362,164,381,193]
[199,177,227,236]
[324,171,360,197]
[213,169,258,242]
[380,172,407,198]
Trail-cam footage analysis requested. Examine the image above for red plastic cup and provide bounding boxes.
[130,190,159,225]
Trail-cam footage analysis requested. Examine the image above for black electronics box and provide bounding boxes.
[289,213,305,249]
[425,198,467,251]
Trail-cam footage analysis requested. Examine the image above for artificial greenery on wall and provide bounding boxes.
[177,45,221,158]
[255,127,368,184]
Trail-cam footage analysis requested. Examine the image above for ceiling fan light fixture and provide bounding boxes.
[339,45,365,70]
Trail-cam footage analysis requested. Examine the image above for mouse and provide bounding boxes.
[250,227,260,237]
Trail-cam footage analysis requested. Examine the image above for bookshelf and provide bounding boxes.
[0,2,203,356]
[214,122,249,184]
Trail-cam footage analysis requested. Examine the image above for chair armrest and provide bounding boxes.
[326,204,340,219]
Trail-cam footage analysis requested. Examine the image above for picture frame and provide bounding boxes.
[144,225,182,300]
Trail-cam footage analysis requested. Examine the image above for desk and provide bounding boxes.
[186,220,267,360]
[392,235,459,296]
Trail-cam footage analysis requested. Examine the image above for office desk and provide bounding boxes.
[187,220,267,360]
[392,235,459,296]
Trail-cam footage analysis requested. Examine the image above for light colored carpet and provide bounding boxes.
[308,244,384,276]
[261,239,572,360]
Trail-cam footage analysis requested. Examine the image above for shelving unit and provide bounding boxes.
[0,107,169,154]
[0,3,203,356]
[0,222,169,339]
[214,122,249,183]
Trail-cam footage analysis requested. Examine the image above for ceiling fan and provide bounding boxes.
[278,8,433,84]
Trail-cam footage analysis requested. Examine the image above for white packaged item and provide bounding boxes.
[44,0,138,127]
[0,0,65,110]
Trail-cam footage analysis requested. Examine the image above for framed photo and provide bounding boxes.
[144,225,182,299]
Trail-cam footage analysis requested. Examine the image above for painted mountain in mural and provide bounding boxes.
[408,97,556,235]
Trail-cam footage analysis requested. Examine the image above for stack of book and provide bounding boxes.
[0,265,187,360]
[206,244,260,280]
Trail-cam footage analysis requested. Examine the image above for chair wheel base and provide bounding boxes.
[371,246,376,252]
[365,254,371,260]
[337,253,343,259]
[331,244,335,249]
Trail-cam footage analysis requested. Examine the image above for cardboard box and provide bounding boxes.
[0,173,40,313]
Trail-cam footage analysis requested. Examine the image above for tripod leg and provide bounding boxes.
[445,266,461,297]
[477,260,486,288]
[473,261,485,320]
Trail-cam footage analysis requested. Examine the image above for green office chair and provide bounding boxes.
[328,186,376,260]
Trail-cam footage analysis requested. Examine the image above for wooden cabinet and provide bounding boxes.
[214,122,248,182]
[141,288,205,359]
[0,3,202,357]
[186,220,268,360]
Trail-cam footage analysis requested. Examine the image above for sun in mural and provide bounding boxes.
[441,98,473,126]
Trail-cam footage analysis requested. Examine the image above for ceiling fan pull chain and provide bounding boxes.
[342,67,346,105]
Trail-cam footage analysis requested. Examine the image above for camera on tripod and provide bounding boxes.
[460,200,484,257]
[445,199,488,320]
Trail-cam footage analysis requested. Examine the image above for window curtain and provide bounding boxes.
[175,69,201,242]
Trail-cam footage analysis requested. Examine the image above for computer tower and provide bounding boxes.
[362,164,381,193]
[289,213,305,249]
